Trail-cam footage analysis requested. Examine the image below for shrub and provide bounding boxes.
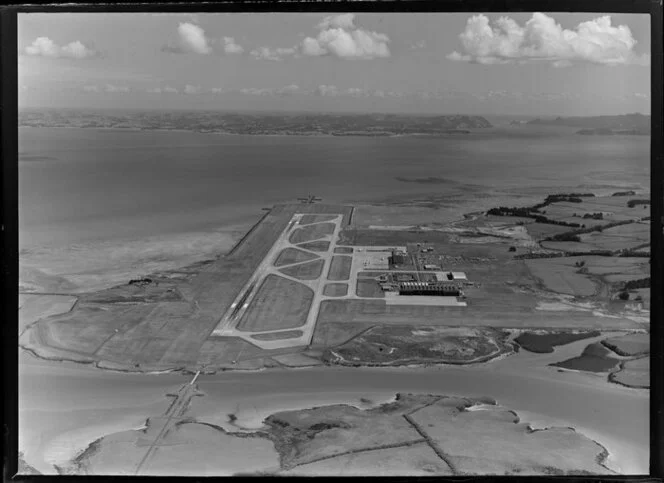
[618,291,630,301]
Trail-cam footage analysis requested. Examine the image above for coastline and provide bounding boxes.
[18,125,482,139]
[19,336,649,475]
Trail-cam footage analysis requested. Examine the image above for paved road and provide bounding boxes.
[134,371,200,475]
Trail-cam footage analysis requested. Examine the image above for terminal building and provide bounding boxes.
[398,281,460,296]
[390,249,407,265]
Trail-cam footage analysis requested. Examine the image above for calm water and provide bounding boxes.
[19,127,649,249]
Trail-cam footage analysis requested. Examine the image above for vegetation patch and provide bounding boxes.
[279,259,324,280]
[323,283,348,297]
[525,259,597,296]
[324,326,511,366]
[601,333,649,357]
[289,223,336,244]
[274,248,319,267]
[514,331,601,353]
[328,256,352,281]
[356,279,385,298]
[550,342,620,373]
[297,241,331,252]
[609,356,649,388]
[236,275,313,332]
[251,330,304,341]
[334,247,353,254]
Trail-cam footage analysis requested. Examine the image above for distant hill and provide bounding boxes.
[527,113,650,135]
[19,109,492,136]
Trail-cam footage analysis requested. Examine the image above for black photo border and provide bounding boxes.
[2,1,662,481]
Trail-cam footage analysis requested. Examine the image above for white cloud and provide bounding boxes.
[146,87,162,93]
[163,23,245,56]
[178,22,211,54]
[223,37,244,54]
[83,85,99,92]
[448,13,650,67]
[25,37,98,59]
[163,86,179,93]
[163,22,211,54]
[104,84,129,93]
[184,84,200,94]
[301,13,390,60]
[210,87,225,93]
[411,40,427,50]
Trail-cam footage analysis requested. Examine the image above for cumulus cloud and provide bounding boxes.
[447,13,650,66]
[83,85,99,92]
[25,37,99,59]
[210,87,225,93]
[184,84,200,94]
[223,37,244,54]
[163,86,179,93]
[163,22,212,54]
[301,13,390,59]
[163,23,245,56]
[146,87,162,93]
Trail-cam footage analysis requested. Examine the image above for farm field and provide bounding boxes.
[525,259,597,296]
[334,247,353,254]
[601,333,649,356]
[279,259,324,280]
[283,443,450,476]
[610,356,649,388]
[274,247,319,267]
[408,398,612,475]
[524,223,572,240]
[327,255,352,281]
[19,294,78,332]
[265,402,423,469]
[235,275,313,332]
[323,283,348,297]
[290,223,336,244]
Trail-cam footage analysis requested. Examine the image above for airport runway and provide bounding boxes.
[211,214,345,350]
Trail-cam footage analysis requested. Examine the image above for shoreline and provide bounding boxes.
[18,125,484,139]
[58,390,616,476]
[20,341,649,474]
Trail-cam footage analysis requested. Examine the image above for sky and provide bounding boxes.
[17,12,651,116]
